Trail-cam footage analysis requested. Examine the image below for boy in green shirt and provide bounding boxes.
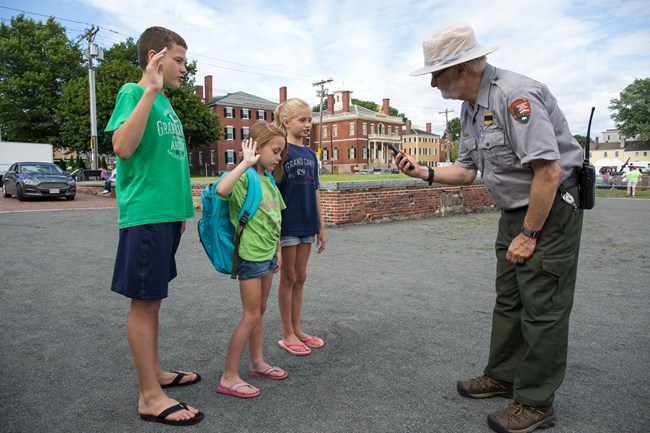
[104,26,202,426]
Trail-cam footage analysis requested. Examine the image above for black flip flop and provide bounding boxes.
[140,402,204,426]
[161,371,202,388]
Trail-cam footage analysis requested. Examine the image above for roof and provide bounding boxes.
[316,104,402,122]
[402,127,439,137]
[595,140,650,151]
[210,91,277,110]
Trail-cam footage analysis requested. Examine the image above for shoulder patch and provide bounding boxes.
[508,99,531,124]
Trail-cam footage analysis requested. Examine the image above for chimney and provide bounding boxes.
[426,122,431,133]
[342,91,351,112]
[327,94,334,115]
[406,120,412,134]
[382,98,390,115]
[594,136,599,150]
[279,86,287,103]
[204,75,213,103]
[195,85,204,101]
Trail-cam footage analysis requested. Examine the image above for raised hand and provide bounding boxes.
[241,138,260,166]
[145,47,168,92]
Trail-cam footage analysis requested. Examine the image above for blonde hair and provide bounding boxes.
[248,122,288,182]
[273,98,310,135]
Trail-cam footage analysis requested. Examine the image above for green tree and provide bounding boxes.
[573,134,593,148]
[165,60,221,148]
[446,117,461,141]
[167,83,222,148]
[609,78,650,141]
[58,40,220,153]
[0,15,84,144]
[57,38,141,154]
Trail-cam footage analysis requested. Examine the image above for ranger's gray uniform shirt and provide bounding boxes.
[456,64,583,210]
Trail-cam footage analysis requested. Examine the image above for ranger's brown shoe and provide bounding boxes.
[457,375,513,399]
[487,402,556,433]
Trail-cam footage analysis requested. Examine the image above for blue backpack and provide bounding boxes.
[198,167,276,279]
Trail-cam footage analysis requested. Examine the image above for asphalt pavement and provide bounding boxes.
[0,197,648,433]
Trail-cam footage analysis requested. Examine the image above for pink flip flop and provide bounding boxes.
[216,382,260,399]
[277,339,311,356]
[300,336,324,349]
[249,366,288,380]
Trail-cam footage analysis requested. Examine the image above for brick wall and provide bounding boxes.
[191,179,496,225]
[318,180,495,224]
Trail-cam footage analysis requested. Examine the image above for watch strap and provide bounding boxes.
[520,226,540,239]
[427,167,435,186]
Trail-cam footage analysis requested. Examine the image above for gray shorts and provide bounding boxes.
[280,235,316,247]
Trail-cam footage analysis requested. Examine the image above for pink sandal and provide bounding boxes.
[278,339,311,356]
[300,336,324,348]
[249,366,288,380]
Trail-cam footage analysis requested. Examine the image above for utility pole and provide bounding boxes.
[312,78,333,168]
[439,108,454,162]
[82,26,103,170]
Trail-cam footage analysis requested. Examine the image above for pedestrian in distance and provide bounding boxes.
[274,98,327,356]
[101,162,117,194]
[104,26,202,426]
[215,123,289,399]
[399,24,585,433]
[622,166,642,197]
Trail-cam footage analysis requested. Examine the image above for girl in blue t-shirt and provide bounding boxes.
[274,98,327,356]
[215,123,289,398]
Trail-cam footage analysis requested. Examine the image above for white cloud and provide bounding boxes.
[19,0,649,139]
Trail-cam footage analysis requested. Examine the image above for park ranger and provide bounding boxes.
[395,24,584,433]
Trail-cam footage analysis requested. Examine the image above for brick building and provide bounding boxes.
[401,120,442,167]
[311,88,404,174]
[189,75,279,176]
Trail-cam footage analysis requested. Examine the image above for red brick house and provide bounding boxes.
[190,75,279,176]
[311,88,404,174]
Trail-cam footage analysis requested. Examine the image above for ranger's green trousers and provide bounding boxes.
[485,185,583,407]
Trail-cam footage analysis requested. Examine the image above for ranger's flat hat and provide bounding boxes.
[410,24,499,76]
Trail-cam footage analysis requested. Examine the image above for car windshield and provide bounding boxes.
[20,163,65,175]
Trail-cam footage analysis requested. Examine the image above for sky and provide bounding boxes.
[2,0,649,140]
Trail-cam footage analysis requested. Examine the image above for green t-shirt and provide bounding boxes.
[222,172,286,262]
[104,84,194,228]
[626,170,642,183]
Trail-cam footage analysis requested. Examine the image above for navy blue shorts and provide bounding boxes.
[237,253,278,281]
[111,222,182,300]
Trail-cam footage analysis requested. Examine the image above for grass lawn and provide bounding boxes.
[595,188,649,199]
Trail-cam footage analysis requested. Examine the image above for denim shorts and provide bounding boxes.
[280,235,316,247]
[237,253,278,280]
[111,222,182,300]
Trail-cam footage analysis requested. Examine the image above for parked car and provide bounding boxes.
[2,162,76,201]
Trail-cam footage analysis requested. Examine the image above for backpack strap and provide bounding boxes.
[231,168,263,279]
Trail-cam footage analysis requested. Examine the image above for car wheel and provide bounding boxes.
[16,184,26,201]
[66,194,76,201]
[2,183,11,198]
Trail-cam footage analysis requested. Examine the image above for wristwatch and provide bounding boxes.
[426,166,435,186]
[520,226,540,239]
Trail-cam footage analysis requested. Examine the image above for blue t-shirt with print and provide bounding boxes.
[277,143,320,237]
